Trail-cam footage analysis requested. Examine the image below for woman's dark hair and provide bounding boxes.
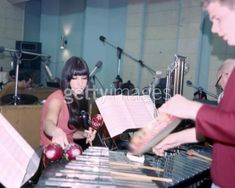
[60,56,90,129]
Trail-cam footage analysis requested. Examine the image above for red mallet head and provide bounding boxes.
[64,143,83,160]
[91,114,104,130]
[43,143,63,161]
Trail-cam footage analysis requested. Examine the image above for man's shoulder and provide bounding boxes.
[4,81,15,87]
[0,81,15,96]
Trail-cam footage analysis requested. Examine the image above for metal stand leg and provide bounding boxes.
[13,52,22,105]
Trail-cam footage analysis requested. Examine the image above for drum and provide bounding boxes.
[1,93,38,105]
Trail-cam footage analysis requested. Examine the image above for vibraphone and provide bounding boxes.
[36,145,212,187]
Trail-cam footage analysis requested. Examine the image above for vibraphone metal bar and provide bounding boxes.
[36,145,212,187]
[144,144,212,187]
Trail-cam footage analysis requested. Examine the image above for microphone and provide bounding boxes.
[152,71,162,88]
[89,61,103,77]
[99,36,106,42]
[186,80,192,86]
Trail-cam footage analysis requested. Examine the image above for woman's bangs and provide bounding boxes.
[72,68,87,77]
[72,59,89,77]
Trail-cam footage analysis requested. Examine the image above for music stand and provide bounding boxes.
[97,126,118,151]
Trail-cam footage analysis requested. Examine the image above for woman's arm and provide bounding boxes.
[43,98,69,148]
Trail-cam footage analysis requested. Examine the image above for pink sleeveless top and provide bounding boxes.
[40,90,76,146]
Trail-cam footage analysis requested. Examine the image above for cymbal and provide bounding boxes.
[1,94,38,105]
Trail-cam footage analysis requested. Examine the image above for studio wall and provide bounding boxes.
[2,0,235,100]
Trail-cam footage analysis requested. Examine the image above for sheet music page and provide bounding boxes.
[0,145,26,188]
[123,95,155,128]
[0,113,38,188]
[95,95,155,137]
[21,149,41,185]
[96,95,136,137]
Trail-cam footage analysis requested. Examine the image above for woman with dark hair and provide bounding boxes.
[40,56,96,149]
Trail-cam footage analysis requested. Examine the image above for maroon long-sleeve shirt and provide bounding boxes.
[196,68,235,188]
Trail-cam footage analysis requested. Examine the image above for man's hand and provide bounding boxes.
[152,128,197,156]
[159,95,203,120]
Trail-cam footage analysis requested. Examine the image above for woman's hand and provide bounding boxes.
[51,127,69,149]
[84,127,97,146]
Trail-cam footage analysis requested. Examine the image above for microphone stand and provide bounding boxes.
[91,75,105,97]
[13,51,22,105]
[100,36,155,87]
[117,47,122,78]
[5,47,50,58]
[187,81,218,99]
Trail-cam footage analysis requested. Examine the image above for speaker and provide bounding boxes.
[15,41,42,84]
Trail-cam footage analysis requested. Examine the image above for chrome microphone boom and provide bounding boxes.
[187,80,218,99]
[0,46,50,58]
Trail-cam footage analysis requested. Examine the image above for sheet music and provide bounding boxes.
[0,145,26,188]
[124,95,155,127]
[95,95,155,137]
[0,113,40,188]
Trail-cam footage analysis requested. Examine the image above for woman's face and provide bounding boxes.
[70,75,88,95]
[207,2,235,45]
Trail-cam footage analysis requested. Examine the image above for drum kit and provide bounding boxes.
[0,46,50,105]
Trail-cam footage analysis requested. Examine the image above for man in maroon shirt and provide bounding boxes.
[152,1,235,187]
